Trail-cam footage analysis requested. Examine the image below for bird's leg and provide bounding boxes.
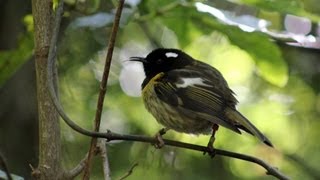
[153,127,169,149]
[205,124,219,157]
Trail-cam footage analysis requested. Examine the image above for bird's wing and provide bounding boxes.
[189,61,238,106]
[153,68,241,133]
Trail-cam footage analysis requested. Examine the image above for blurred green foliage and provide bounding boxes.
[234,0,320,21]
[1,0,320,179]
[0,19,34,85]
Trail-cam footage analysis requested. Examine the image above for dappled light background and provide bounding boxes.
[1,0,320,179]
[43,0,320,179]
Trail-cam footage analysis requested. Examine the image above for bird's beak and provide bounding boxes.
[129,57,147,63]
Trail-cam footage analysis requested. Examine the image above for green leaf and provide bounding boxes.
[0,33,34,86]
[138,1,205,48]
[236,0,320,22]
[226,29,288,87]
[193,11,288,86]
[159,5,202,47]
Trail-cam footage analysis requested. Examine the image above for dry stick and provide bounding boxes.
[47,0,112,141]
[82,0,125,179]
[45,2,289,180]
[64,154,88,179]
[285,153,320,179]
[99,140,111,179]
[118,163,139,180]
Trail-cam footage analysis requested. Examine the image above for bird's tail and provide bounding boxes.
[225,107,273,147]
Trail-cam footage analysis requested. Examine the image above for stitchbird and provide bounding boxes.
[130,48,273,147]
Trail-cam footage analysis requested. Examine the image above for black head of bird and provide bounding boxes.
[130,48,193,78]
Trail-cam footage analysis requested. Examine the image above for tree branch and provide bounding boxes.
[106,132,290,180]
[99,139,111,180]
[32,0,63,178]
[285,153,320,179]
[63,154,88,179]
[118,163,138,180]
[45,1,90,180]
[82,0,125,179]
[0,152,12,180]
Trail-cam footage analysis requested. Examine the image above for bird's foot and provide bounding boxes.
[203,124,219,158]
[204,134,216,158]
[153,128,169,149]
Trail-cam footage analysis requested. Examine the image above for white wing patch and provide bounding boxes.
[165,52,178,58]
[176,78,211,88]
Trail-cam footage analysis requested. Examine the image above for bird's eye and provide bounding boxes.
[156,59,163,64]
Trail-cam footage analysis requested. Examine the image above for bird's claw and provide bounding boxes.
[203,136,216,158]
[203,125,218,158]
[205,142,216,158]
[153,128,168,149]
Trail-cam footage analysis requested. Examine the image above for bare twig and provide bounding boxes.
[99,140,111,179]
[0,152,12,180]
[48,0,64,58]
[118,163,139,180]
[29,164,41,179]
[285,153,320,179]
[64,154,88,179]
[82,0,125,179]
[47,0,114,141]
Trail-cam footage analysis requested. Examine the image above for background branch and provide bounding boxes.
[45,1,92,180]
[0,152,12,180]
[118,163,138,180]
[99,139,111,179]
[63,154,88,179]
[285,153,320,179]
[82,0,125,179]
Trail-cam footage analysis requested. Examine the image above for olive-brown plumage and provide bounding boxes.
[130,48,273,147]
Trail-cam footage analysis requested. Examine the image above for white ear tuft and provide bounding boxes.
[165,52,178,58]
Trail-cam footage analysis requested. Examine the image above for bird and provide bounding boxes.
[130,48,273,149]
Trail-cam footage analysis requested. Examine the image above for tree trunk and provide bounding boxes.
[32,0,62,179]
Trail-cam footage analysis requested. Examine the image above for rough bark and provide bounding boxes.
[32,0,61,179]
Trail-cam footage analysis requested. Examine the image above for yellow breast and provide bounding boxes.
[142,72,165,95]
